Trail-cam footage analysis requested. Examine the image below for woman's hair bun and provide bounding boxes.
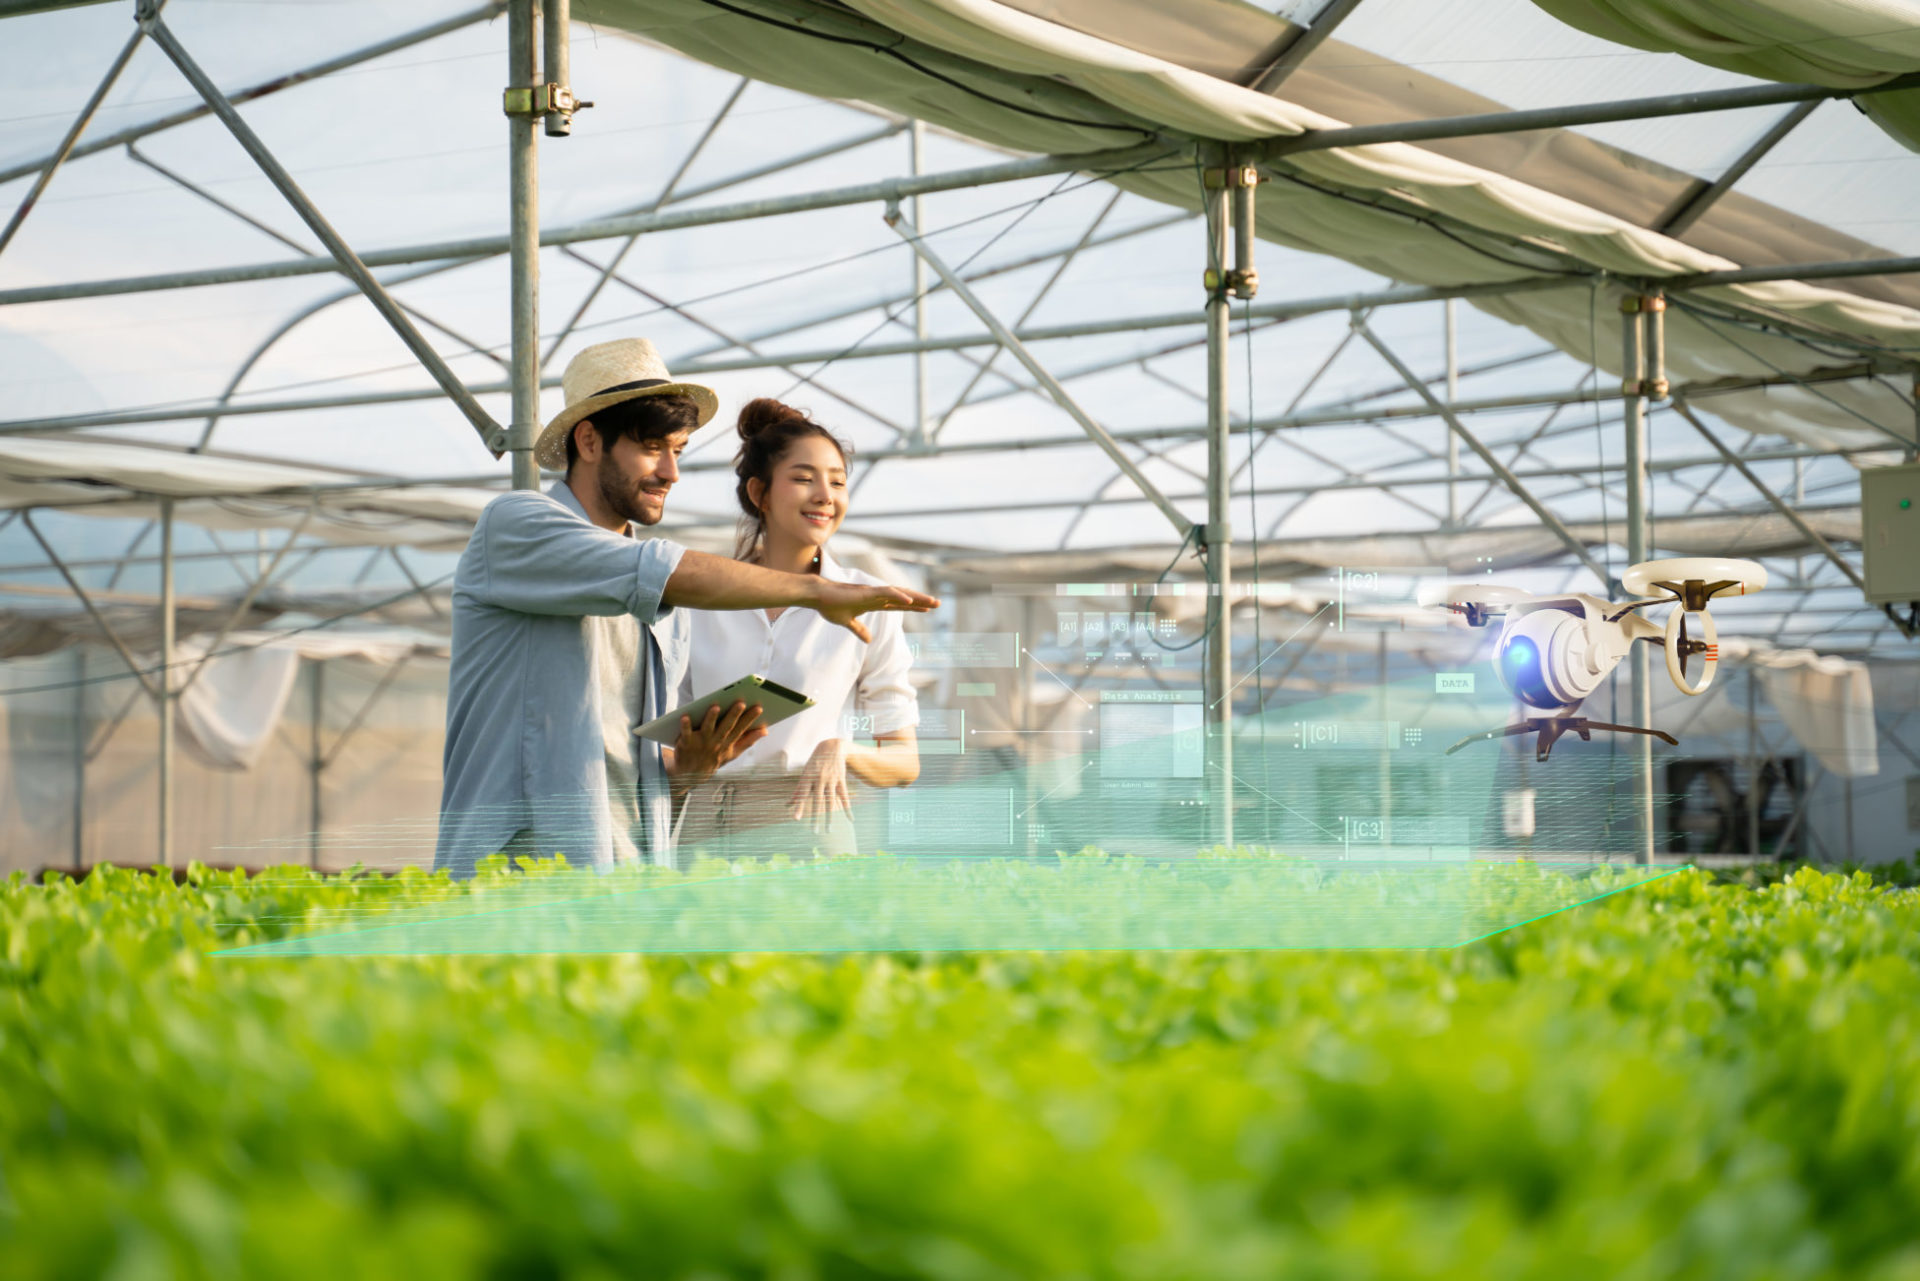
[736,396,812,441]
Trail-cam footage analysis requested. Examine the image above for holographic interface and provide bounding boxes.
[217,567,1683,955]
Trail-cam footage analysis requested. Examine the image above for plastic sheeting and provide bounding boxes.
[0,645,452,876]
[1532,0,1920,151]
[589,0,1920,455]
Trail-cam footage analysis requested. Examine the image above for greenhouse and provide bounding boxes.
[2,0,1918,1275]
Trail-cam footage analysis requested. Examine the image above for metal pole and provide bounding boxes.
[1249,0,1367,93]
[508,0,543,487]
[1022,596,1037,857]
[1657,100,1819,237]
[1679,254,1920,288]
[72,648,86,872]
[1204,161,1238,849]
[309,661,324,869]
[158,497,175,869]
[1621,296,1655,864]
[1378,631,1392,845]
[137,7,506,452]
[0,24,148,262]
[910,120,930,450]
[1845,775,1855,861]
[542,0,574,137]
[1746,670,1760,857]
[1445,298,1459,526]
[1261,72,1920,157]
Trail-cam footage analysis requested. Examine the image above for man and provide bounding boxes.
[434,337,936,876]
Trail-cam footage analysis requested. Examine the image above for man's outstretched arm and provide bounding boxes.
[663,550,938,642]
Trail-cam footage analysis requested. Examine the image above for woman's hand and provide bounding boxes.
[667,700,766,790]
[790,737,851,826]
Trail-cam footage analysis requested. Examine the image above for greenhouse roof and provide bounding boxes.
[2,0,1917,652]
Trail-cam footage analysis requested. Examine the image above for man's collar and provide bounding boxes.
[548,478,584,517]
[549,478,634,537]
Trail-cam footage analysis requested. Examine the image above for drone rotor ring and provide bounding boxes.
[1622,557,1767,606]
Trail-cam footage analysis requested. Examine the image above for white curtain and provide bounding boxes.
[172,638,302,772]
[170,632,437,773]
[1725,637,1882,776]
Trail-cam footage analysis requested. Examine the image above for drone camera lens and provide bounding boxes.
[1501,635,1559,709]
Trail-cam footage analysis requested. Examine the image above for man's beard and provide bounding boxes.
[600,466,666,527]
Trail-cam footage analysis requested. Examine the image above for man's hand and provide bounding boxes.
[662,552,940,632]
[666,700,767,789]
[790,737,851,828]
[813,580,939,642]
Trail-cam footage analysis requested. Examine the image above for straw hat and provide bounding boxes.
[534,338,718,471]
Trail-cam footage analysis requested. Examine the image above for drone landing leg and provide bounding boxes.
[1445,718,1679,761]
[1532,717,1586,761]
[1579,721,1679,748]
[1443,721,1541,757]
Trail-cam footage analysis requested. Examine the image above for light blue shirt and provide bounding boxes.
[434,481,688,877]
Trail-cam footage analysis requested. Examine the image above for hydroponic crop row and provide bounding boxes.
[1,861,1915,1279]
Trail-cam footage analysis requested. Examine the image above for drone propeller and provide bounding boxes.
[1665,602,1720,695]
[1420,581,1529,628]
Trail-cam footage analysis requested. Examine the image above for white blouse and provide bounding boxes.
[677,547,919,774]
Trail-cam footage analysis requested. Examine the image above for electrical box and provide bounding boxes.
[1860,462,1920,604]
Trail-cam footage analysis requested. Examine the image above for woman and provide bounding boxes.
[675,398,920,861]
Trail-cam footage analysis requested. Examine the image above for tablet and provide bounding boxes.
[635,673,815,745]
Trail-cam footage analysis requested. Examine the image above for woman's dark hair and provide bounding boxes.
[733,398,852,560]
[564,393,703,472]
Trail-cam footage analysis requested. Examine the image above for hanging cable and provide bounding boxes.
[1146,523,1210,653]
[690,0,1157,139]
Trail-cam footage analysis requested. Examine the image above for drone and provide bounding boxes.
[1429,557,1767,760]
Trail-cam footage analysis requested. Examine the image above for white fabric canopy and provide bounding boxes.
[592,0,1920,455]
[1531,0,1920,150]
